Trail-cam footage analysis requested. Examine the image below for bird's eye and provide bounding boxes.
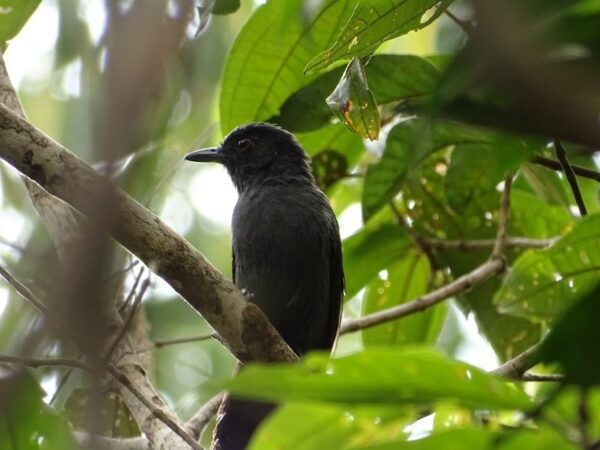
[235,138,251,150]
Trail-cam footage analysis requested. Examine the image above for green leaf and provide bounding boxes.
[362,119,491,221]
[347,426,576,450]
[495,213,600,321]
[342,224,410,299]
[305,0,453,74]
[0,0,40,43]
[219,0,356,133]
[0,371,76,450]
[227,348,532,410]
[272,54,439,133]
[250,403,410,450]
[326,58,380,140]
[311,150,349,191]
[540,282,600,386]
[363,252,446,346]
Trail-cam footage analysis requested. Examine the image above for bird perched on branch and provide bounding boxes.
[185,123,344,450]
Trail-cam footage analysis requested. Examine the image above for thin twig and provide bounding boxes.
[186,393,225,440]
[340,258,504,334]
[423,236,554,251]
[521,373,565,382]
[118,266,145,312]
[532,156,600,183]
[0,265,52,318]
[0,354,94,372]
[107,364,203,450]
[554,140,588,216]
[445,9,473,33]
[135,333,217,354]
[106,272,152,361]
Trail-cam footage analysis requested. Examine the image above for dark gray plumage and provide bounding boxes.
[185,123,344,449]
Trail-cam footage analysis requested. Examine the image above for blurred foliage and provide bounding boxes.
[1,0,600,448]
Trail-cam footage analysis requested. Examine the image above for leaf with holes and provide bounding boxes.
[495,213,600,321]
[219,0,356,133]
[305,0,453,74]
[327,58,380,140]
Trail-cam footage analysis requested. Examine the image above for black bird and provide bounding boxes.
[185,123,344,449]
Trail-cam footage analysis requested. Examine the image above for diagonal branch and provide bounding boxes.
[554,140,588,216]
[0,102,295,364]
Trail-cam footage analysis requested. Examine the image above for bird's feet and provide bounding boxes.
[240,288,255,300]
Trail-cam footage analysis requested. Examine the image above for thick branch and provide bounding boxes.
[0,103,295,364]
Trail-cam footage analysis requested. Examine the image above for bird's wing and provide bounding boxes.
[325,229,344,349]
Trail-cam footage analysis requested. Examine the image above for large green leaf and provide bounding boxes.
[540,282,600,386]
[363,251,446,346]
[0,0,40,43]
[227,348,532,410]
[342,224,410,299]
[495,213,600,321]
[272,54,439,132]
[444,141,536,214]
[219,0,356,133]
[362,120,491,221]
[305,0,453,74]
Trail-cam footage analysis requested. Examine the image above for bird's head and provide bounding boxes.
[185,123,313,192]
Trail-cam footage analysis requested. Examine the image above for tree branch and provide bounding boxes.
[554,140,588,216]
[532,155,600,183]
[0,354,94,372]
[489,342,542,378]
[0,102,295,364]
[422,236,554,251]
[186,393,225,440]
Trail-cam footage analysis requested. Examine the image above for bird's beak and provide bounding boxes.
[185,147,225,163]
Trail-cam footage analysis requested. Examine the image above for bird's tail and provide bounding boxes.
[212,396,276,450]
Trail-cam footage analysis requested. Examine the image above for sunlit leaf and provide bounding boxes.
[495,213,600,321]
[363,251,446,347]
[227,348,532,410]
[326,58,380,140]
[305,0,453,74]
[219,0,356,133]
